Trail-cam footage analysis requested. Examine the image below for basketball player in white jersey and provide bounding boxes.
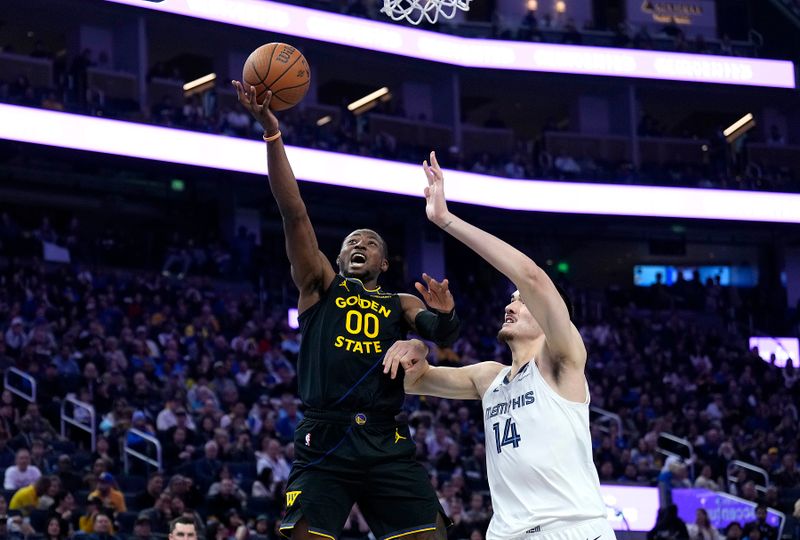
[382,151,616,540]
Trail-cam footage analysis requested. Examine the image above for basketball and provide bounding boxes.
[242,42,311,111]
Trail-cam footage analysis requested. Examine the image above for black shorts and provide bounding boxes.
[280,409,447,540]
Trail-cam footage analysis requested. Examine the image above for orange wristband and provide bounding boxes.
[263,130,281,142]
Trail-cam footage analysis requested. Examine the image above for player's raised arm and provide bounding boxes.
[233,82,334,311]
[398,273,460,347]
[421,152,586,374]
[382,339,503,399]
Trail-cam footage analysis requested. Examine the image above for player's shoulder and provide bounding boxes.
[469,361,506,397]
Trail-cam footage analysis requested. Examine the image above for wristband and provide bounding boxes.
[263,130,281,142]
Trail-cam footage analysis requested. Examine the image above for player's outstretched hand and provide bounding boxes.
[414,273,454,313]
[383,339,429,382]
[231,80,279,136]
[422,150,451,228]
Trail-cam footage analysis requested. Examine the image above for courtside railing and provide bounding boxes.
[657,432,695,479]
[124,428,162,473]
[590,406,623,436]
[60,396,96,451]
[727,460,770,494]
[4,367,36,403]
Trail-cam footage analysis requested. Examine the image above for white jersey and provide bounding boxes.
[481,360,607,540]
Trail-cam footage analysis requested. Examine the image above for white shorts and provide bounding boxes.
[510,518,617,540]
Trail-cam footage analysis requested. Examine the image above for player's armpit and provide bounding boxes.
[406,362,504,400]
[284,218,336,313]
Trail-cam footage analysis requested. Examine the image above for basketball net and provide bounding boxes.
[380,0,472,25]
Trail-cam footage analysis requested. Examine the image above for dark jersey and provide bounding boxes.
[297,274,410,412]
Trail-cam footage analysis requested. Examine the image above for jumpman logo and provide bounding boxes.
[394,428,407,444]
[339,280,350,292]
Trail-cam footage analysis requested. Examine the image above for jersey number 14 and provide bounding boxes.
[492,418,521,453]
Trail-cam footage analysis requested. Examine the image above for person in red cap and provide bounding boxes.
[89,473,127,513]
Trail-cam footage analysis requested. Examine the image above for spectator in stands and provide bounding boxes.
[0,436,17,468]
[745,504,777,540]
[462,493,490,530]
[156,398,182,433]
[647,504,689,540]
[44,516,69,540]
[163,427,195,470]
[78,497,103,533]
[738,480,758,502]
[165,476,202,512]
[4,449,42,490]
[134,473,164,510]
[687,509,720,540]
[206,478,242,518]
[8,475,51,516]
[724,523,743,540]
[254,439,290,489]
[52,346,80,377]
[87,512,120,540]
[274,395,302,443]
[694,464,721,490]
[51,491,77,528]
[228,432,254,463]
[88,473,126,514]
[139,493,172,534]
[192,440,222,490]
[250,466,275,501]
[554,150,581,177]
[130,514,153,540]
[4,317,27,356]
[462,442,488,490]
[7,509,36,539]
[55,455,83,494]
[774,454,800,488]
[248,514,270,540]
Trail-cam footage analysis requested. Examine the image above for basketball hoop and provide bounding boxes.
[380,0,472,25]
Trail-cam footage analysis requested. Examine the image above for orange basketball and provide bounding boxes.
[242,43,311,112]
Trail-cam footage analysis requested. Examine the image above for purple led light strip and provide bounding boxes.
[3,103,800,223]
[102,0,795,88]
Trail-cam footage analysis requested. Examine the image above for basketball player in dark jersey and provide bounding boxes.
[233,82,458,540]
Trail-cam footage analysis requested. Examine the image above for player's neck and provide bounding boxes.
[341,273,380,291]
[507,337,544,379]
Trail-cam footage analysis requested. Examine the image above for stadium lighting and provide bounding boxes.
[316,115,332,126]
[3,103,800,224]
[555,0,566,13]
[526,0,538,10]
[723,113,755,143]
[102,0,796,88]
[182,73,217,93]
[347,87,391,114]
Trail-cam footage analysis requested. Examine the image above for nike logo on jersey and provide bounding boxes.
[394,428,407,444]
[586,535,601,540]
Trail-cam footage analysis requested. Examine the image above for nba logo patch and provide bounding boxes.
[355,413,367,425]
[305,433,311,446]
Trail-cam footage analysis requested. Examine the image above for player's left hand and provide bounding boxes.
[383,339,429,380]
[423,150,451,228]
[415,273,454,313]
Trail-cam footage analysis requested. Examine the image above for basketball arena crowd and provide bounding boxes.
[1,45,796,194]
[0,206,799,540]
